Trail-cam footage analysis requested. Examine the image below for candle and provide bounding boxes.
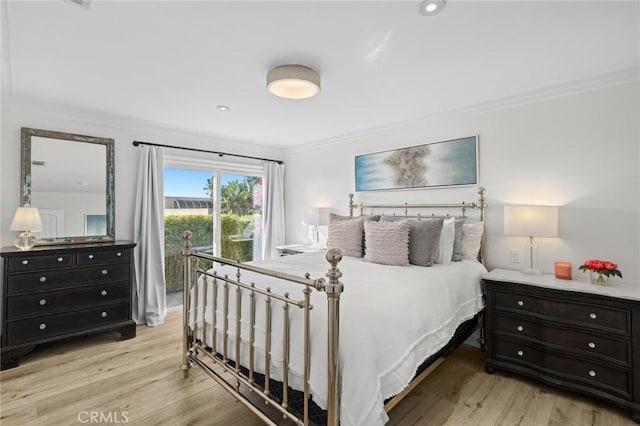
[555,262,572,280]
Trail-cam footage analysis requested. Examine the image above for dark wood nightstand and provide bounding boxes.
[483,269,640,422]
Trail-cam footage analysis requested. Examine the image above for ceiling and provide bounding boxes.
[3,1,639,149]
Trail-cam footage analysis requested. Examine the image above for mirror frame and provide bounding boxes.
[20,127,115,245]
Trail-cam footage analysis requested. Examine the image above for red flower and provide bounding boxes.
[578,258,622,279]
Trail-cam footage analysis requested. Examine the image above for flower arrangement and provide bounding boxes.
[579,259,622,285]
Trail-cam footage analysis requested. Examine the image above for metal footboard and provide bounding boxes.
[180,231,343,426]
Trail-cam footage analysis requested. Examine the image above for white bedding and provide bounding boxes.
[189,251,486,426]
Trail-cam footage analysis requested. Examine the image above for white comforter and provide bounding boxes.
[189,251,486,426]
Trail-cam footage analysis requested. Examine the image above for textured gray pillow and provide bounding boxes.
[329,213,381,222]
[451,219,464,262]
[363,221,410,266]
[380,216,444,266]
[327,219,364,257]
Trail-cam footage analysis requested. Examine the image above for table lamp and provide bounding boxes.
[303,207,330,248]
[504,205,558,276]
[9,205,43,250]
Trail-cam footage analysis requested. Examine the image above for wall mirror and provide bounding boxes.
[20,127,115,245]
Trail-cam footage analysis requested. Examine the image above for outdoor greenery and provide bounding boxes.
[204,176,262,215]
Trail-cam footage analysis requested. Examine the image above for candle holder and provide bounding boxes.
[554,261,572,280]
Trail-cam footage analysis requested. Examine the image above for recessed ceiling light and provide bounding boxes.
[216,105,231,111]
[419,0,446,16]
[267,65,321,100]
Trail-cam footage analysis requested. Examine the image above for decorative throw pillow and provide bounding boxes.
[451,219,464,262]
[461,222,484,260]
[329,213,381,222]
[327,219,364,257]
[363,221,410,266]
[381,216,443,266]
[437,217,456,265]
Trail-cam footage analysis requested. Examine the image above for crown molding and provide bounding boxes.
[283,66,640,154]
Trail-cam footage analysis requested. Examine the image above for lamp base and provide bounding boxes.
[14,231,37,251]
[521,268,542,277]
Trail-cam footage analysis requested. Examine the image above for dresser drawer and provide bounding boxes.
[7,263,130,295]
[5,302,130,346]
[495,313,631,365]
[495,338,631,399]
[7,254,73,273]
[77,248,131,265]
[6,281,130,320]
[494,290,630,335]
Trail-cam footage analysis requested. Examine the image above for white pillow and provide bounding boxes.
[461,222,484,260]
[327,219,364,257]
[437,217,456,265]
[363,221,410,266]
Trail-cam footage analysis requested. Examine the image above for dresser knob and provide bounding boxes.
[39,299,47,306]
[101,311,108,318]
[517,350,524,357]
[516,325,524,332]
[39,323,46,330]
[101,290,108,296]
[88,254,94,259]
[590,313,597,320]
[57,257,63,262]
[517,300,524,307]
[39,276,47,283]
[116,252,122,257]
[22,260,29,265]
[589,369,596,377]
[101,269,108,275]
[588,341,596,349]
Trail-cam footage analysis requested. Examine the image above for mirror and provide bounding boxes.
[20,127,115,245]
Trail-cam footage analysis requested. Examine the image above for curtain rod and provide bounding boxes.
[132,140,284,164]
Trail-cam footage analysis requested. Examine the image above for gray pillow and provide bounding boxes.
[327,219,364,257]
[451,219,464,262]
[329,213,381,222]
[380,216,444,266]
[363,221,410,266]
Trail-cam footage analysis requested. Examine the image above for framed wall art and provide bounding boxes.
[355,135,478,191]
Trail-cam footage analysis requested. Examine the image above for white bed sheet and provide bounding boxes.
[189,251,486,426]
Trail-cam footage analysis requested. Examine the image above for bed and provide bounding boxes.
[180,188,487,426]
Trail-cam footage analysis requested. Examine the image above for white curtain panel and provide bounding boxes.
[261,161,286,259]
[133,146,166,326]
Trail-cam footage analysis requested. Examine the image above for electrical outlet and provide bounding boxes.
[510,249,521,264]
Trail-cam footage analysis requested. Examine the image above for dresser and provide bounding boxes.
[483,269,640,421]
[1,241,136,370]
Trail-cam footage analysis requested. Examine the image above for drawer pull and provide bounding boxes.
[39,323,46,330]
[39,276,47,283]
[57,257,63,262]
[22,260,29,265]
[101,269,108,275]
[590,313,597,320]
[516,325,524,332]
[39,299,47,306]
[101,311,108,318]
[116,252,122,257]
[88,254,94,259]
[588,369,596,377]
[517,350,524,357]
[588,341,596,349]
[101,290,108,296]
[517,300,524,307]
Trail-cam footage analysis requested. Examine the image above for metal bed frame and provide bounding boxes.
[180,187,487,426]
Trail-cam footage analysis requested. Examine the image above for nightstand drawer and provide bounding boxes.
[7,254,73,273]
[495,314,631,364]
[7,263,130,295]
[5,302,130,346]
[494,290,630,335]
[495,338,631,399]
[77,249,131,265]
[6,281,130,320]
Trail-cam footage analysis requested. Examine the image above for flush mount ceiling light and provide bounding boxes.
[266,65,321,100]
[419,0,446,16]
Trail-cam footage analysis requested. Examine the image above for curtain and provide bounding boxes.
[133,146,166,326]
[261,161,286,259]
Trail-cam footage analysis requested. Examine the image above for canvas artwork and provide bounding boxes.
[355,136,478,191]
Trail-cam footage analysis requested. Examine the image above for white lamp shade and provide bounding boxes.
[303,207,330,226]
[9,206,43,232]
[504,205,558,238]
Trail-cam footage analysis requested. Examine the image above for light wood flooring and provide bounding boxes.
[1,308,635,426]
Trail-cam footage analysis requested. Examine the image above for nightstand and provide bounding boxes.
[275,244,324,257]
[483,269,640,422]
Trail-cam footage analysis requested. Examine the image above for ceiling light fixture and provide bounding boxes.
[419,0,446,16]
[216,105,231,111]
[266,64,320,100]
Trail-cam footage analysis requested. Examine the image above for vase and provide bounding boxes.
[590,271,609,285]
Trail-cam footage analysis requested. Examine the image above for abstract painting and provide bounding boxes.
[355,136,478,191]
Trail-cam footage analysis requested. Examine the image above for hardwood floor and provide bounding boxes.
[1,308,634,426]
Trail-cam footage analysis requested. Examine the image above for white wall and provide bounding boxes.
[283,82,640,285]
[0,108,282,247]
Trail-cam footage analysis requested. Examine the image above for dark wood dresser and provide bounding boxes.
[1,241,136,370]
[483,269,640,422]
